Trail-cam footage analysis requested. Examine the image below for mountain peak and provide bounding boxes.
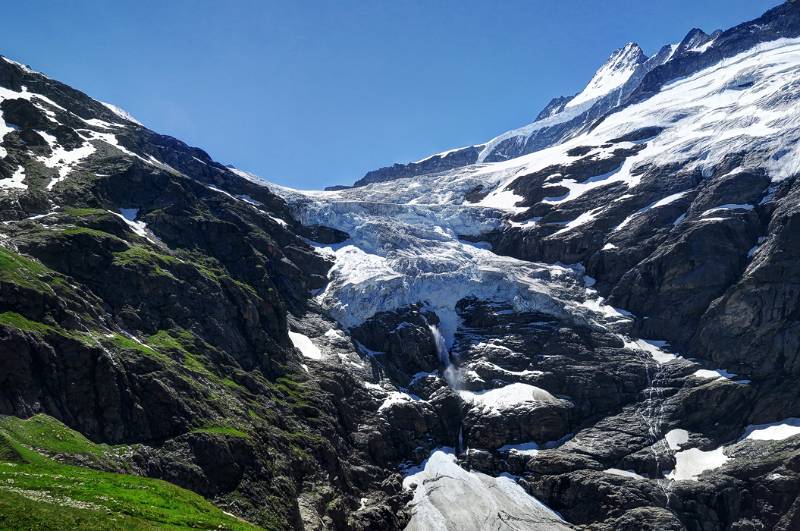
[676,27,718,54]
[566,42,647,108]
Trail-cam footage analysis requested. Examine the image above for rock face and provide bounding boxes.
[3,2,800,530]
[349,145,483,189]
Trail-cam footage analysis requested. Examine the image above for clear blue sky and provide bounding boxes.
[2,0,782,189]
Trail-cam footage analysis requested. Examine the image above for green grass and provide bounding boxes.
[192,425,250,439]
[63,207,110,218]
[271,376,308,406]
[0,312,94,346]
[0,247,61,293]
[0,416,260,530]
[113,246,180,280]
[61,227,124,241]
[147,329,246,392]
[0,312,54,335]
[0,415,106,457]
[148,329,216,375]
[105,333,168,362]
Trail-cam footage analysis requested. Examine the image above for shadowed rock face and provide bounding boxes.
[2,2,800,531]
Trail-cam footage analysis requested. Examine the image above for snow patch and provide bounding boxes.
[288,331,323,360]
[665,429,689,451]
[378,391,420,412]
[99,101,143,126]
[497,441,540,456]
[111,208,148,238]
[625,338,679,364]
[0,166,27,190]
[459,383,559,412]
[692,368,737,380]
[667,447,728,481]
[742,418,800,441]
[604,468,645,480]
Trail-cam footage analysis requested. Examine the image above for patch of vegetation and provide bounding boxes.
[192,425,250,440]
[174,249,227,282]
[0,414,106,457]
[0,312,54,335]
[0,312,94,346]
[61,226,125,242]
[63,207,111,218]
[0,247,62,293]
[0,421,260,530]
[147,329,247,394]
[271,376,308,406]
[106,333,167,361]
[112,246,179,280]
[0,434,24,464]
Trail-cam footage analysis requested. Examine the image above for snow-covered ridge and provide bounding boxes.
[99,101,143,126]
[566,42,646,108]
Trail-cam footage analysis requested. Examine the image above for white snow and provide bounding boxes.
[378,391,420,412]
[459,383,559,412]
[567,43,643,108]
[468,359,544,379]
[497,441,540,456]
[36,131,97,190]
[411,144,477,164]
[742,418,800,441]
[700,203,754,217]
[692,368,737,380]
[551,207,603,236]
[614,191,689,232]
[0,166,27,190]
[688,38,717,54]
[110,208,148,238]
[474,187,526,212]
[284,195,575,348]
[625,338,679,364]
[665,428,690,451]
[99,101,143,126]
[403,449,569,531]
[323,328,346,341]
[269,215,289,227]
[288,331,323,360]
[580,297,631,320]
[1,56,39,74]
[667,447,728,481]
[604,468,645,480]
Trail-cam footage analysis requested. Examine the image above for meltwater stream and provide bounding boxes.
[427,323,463,392]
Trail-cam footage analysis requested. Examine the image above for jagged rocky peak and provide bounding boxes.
[566,42,647,108]
[675,27,721,55]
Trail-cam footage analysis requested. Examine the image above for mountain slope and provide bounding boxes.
[2,2,800,530]
[0,55,409,530]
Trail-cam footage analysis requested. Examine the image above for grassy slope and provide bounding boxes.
[0,415,261,530]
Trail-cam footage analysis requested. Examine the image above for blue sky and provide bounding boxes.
[2,0,782,189]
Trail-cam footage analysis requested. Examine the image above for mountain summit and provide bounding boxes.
[566,42,647,108]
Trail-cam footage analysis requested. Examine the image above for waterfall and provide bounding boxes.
[428,323,463,390]
[637,355,674,505]
[429,323,450,367]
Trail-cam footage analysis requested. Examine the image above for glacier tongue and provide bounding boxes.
[403,449,570,531]
[281,191,582,346]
